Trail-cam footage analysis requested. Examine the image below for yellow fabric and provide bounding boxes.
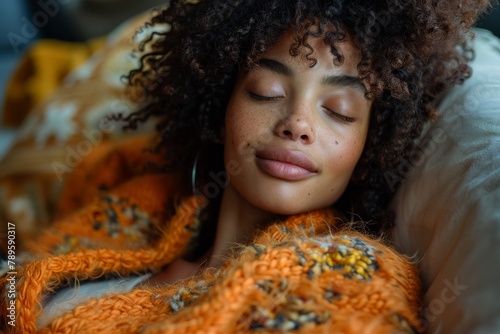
[1,38,105,127]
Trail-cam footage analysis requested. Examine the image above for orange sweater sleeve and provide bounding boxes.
[54,134,180,220]
[26,134,185,254]
[27,173,183,255]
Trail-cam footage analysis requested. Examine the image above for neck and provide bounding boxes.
[207,184,274,268]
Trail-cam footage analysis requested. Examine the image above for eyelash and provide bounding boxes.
[248,92,282,101]
[249,92,355,123]
[324,108,355,123]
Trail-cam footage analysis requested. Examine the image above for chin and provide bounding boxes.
[250,195,327,216]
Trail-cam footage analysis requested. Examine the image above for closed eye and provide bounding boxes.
[248,92,283,101]
[324,108,355,123]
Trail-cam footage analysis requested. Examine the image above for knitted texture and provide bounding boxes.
[0,137,422,333]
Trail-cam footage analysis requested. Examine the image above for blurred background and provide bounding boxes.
[0,0,165,117]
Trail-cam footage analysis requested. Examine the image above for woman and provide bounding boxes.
[1,0,489,332]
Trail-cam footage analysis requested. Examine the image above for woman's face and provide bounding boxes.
[224,31,372,215]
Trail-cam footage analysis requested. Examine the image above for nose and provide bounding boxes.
[274,110,315,143]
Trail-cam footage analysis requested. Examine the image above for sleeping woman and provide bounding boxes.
[0,0,489,333]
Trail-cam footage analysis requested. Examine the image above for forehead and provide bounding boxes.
[257,28,362,76]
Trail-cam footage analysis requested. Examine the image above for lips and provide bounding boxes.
[256,147,318,181]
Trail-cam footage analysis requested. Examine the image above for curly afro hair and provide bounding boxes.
[125,0,490,230]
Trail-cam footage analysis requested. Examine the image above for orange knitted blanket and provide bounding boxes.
[0,135,422,333]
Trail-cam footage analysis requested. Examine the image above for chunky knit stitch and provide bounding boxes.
[0,136,422,333]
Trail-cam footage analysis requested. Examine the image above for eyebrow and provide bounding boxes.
[255,58,367,94]
[322,75,367,94]
[255,58,293,76]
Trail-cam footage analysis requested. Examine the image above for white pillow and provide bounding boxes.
[390,28,500,334]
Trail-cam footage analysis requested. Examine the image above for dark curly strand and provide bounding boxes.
[125,0,490,230]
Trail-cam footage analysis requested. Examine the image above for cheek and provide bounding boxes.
[225,102,244,143]
[227,100,252,133]
[323,131,367,178]
[226,103,272,151]
[225,104,256,162]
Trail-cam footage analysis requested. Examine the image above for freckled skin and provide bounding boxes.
[224,30,372,215]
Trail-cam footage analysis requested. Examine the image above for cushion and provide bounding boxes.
[390,28,500,333]
[0,10,163,249]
